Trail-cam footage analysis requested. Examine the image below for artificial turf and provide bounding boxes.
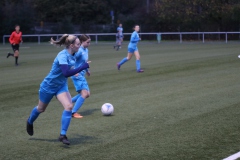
[0,41,240,160]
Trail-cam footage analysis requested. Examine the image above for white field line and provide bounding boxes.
[223,151,240,160]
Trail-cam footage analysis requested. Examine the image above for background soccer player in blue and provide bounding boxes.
[114,23,123,51]
[117,25,144,73]
[71,35,91,119]
[26,34,89,145]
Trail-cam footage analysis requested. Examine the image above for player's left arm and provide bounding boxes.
[86,52,90,76]
[86,69,90,76]
[130,33,140,42]
[20,32,23,43]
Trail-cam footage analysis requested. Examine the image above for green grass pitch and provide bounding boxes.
[1,42,240,160]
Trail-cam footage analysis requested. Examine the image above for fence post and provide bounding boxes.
[157,33,161,43]
[95,35,98,44]
[225,32,228,43]
[180,33,182,43]
[202,33,205,43]
[38,36,40,45]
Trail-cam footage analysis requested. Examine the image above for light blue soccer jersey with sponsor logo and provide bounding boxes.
[128,31,140,49]
[40,49,75,94]
[117,27,123,36]
[72,46,88,78]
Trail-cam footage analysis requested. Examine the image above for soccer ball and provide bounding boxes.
[101,103,114,116]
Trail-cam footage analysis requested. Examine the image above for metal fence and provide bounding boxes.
[3,32,240,44]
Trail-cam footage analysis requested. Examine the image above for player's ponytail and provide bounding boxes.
[50,34,77,48]
[79,34,90,43]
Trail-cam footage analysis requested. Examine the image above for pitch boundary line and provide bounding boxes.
[223,151,240,160]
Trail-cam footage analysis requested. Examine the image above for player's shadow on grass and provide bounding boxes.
[29,134,99,146]
[69,134,100,146]
[80,108,100,116]
[131,68,146,72]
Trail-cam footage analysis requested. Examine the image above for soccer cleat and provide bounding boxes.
[26,120,34,136]
[58,135,70,145]
[116,46,119,51]
[113,46,116,49]
[6,53,11,58]
[72,113,83,119]
[15,63,19,66]
[137,69,144,73]
[116,63,121,70]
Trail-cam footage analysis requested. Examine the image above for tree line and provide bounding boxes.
[0,0,240,37]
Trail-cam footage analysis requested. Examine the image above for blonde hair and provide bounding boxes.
[79,34,90,43]
[50,34,78,48]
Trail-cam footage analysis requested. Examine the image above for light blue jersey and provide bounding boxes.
[117,27,123,36]
[71,46,89,92]
[72,46,88,78]
[128,31,140,49]
[40,49,75,94]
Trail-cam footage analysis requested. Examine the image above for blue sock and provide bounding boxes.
[60,110,72,135]
[72,94,80,103]
[28,107,41,125]
[119,57,128,66]
[136,60,141,71]
[72,96,85,113]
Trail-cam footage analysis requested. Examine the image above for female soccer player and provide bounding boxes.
[26,34,90,145]
[7,25,23,66]
[71,35,91,119]
[114,24,124,51]
[117,25,144,73]
[114,31,121,51]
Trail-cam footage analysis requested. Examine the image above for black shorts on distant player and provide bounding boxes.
[11,44,20,52]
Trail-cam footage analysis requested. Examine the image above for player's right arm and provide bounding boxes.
[57,52,89,77]
[60,64,89,77]
[9,32,15,45]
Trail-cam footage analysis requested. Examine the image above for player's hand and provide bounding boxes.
[13,43,15,45]
[74,73,79,77]
[87,71,91,76]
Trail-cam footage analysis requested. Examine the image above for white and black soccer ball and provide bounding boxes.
[101,103,114,116]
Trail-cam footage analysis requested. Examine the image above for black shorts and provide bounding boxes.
[11,44,19,52]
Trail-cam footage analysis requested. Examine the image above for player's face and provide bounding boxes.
[15,26,20,32]
[119,24,122,27]
[82,39,91,48]
[71,38,81,53]
[135,26,140,32]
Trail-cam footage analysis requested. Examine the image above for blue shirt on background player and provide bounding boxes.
[117,24,123,37]
[128,31,140,51]
[72,46,89,78]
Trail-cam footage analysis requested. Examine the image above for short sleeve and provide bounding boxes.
[57,53,68,65]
